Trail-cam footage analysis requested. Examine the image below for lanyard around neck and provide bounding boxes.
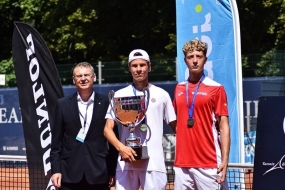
[132,84,149,124]
[186,74,205,119]
[132,84,149,107]
[79,101,92,134]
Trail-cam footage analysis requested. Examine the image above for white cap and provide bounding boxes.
[128,49,150,64]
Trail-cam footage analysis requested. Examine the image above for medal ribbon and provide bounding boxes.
[79,101,92,134]
[186,74,205,119]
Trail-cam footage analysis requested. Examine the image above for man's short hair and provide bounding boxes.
[72,62,95,75]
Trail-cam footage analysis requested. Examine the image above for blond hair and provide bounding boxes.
[182,39,207,56]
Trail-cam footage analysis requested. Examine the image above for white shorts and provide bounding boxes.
[173,167,228,190]
[116,170,167,190]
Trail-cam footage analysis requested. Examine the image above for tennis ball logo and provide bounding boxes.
[195,4,203,13]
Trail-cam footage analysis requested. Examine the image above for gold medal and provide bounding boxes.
[140,124,148,131]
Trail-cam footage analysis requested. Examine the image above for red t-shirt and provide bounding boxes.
[173,77,228,168]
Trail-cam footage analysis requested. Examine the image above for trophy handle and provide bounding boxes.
[108,90,115,115]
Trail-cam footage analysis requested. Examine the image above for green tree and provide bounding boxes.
[0,58,16,87]
[19,0,177,63]
[0,0,22,87]
[3,0,285,86]
[236,0,283,54]
[236,0,285,76]
[0,0,21,60]
[256,49,280,76]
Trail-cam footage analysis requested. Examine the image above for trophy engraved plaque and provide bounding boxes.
[108,87,150,160]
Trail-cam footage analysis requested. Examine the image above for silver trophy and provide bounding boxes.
[108,87,150,160]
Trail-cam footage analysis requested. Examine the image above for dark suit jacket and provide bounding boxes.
[50,91,118,184]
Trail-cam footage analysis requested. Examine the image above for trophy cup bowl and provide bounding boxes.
[108,87,150,160]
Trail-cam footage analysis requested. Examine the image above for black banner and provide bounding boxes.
[253,96,285,190]
[12,21,64,189]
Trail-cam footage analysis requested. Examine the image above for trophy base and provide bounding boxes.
[121,146,149,161]
[133,146,149,160]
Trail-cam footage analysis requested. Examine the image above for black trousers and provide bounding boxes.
[61,175,109,190]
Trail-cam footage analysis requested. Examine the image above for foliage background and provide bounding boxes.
[1,0,285,86]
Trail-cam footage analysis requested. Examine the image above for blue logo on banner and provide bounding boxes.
[244,131,256,163]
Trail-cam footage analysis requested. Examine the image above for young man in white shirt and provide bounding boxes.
[104,49,177,190]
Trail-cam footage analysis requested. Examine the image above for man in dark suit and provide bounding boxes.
[50,62,118,190]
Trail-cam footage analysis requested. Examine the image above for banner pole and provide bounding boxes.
[230,0,245,164]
